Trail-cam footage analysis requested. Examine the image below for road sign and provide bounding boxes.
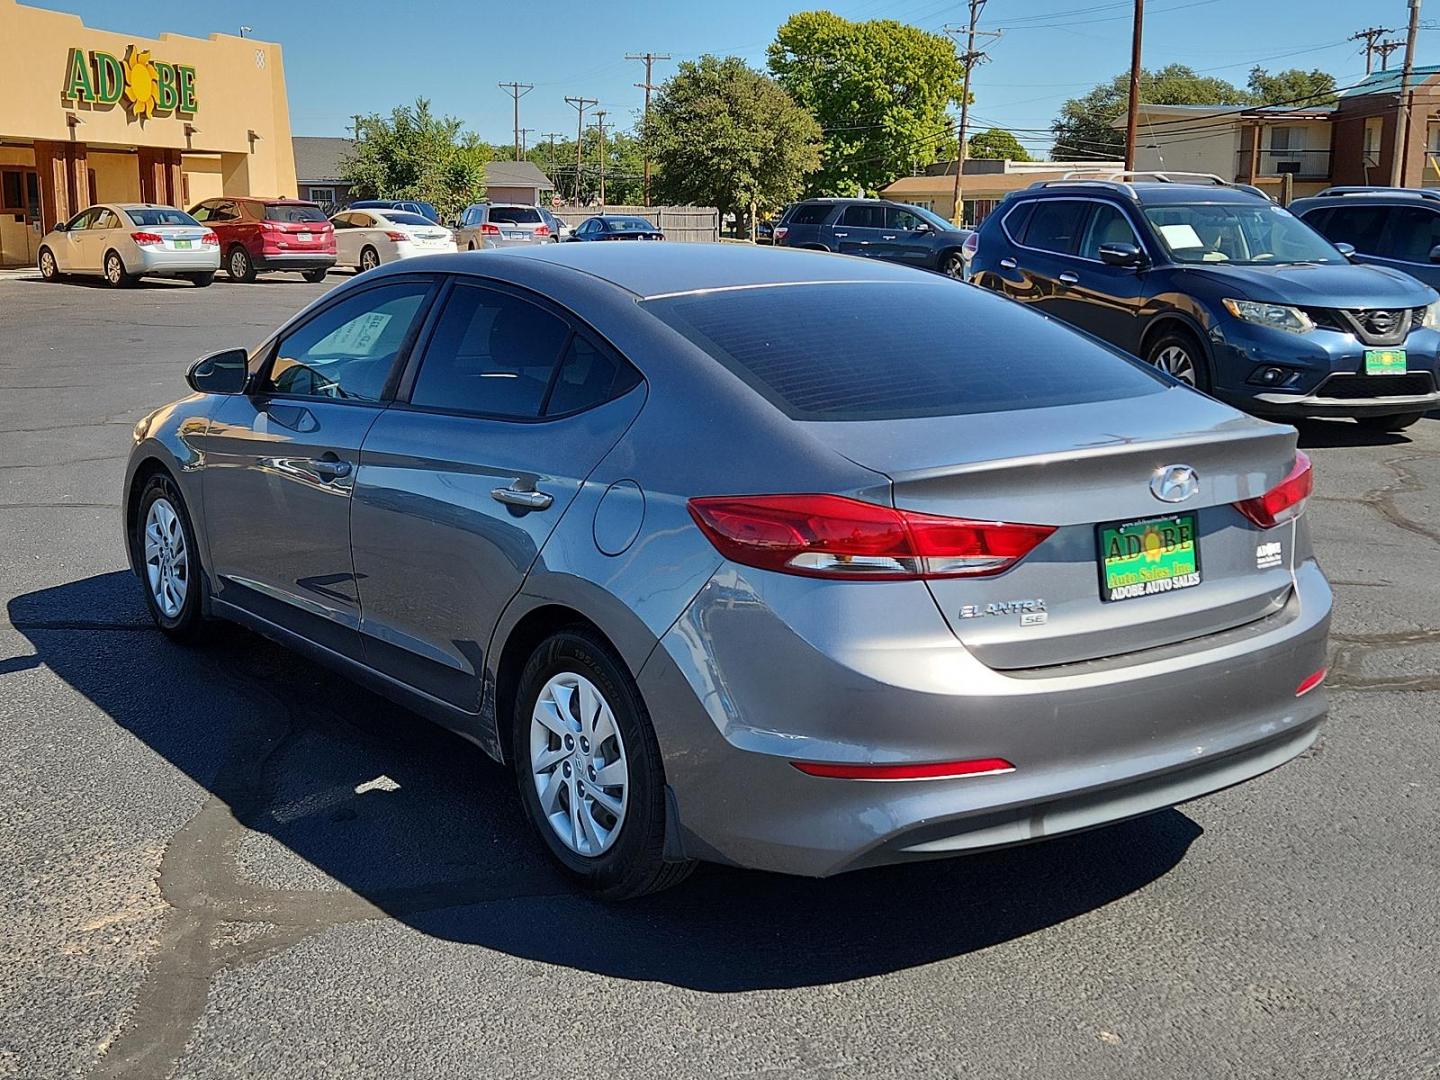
[551,195,562,208]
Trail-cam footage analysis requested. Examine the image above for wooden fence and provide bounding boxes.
[550,204,720,243]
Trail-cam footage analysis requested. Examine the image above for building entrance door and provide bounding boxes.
[0,168,41,268]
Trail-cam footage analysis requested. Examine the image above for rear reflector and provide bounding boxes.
[1295,667,1327,697]
[1235,450,1313,528]
[687,494,1055,580]
[792,758,1015,781]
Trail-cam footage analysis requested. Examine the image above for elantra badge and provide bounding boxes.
[1151,464,1199,503]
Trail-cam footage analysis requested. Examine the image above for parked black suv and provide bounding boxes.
[775,197,973,277]
[969,173,1440,429]
[1290,186,1440,292]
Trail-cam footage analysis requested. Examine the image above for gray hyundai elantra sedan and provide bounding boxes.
[123,243,1331,898]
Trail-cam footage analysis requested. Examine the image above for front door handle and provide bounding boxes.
[1058,271,1080,285]
[311,456,352,481]
[491,485,553,511]
[881,234,898,240]
[999,257,1017,270]
[832,231,849,238]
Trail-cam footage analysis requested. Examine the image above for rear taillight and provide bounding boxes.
[1234,450,1312,528]
[792,757,1015,781]
[774,225,789,242]
[384,231,408,242]
[687,494,1055,580]
[480,223,501,235]
[962,231,979,261]
[257,221,279,233]
[536,224,550,236]
[200,230,219,246]
[130,232,164,247]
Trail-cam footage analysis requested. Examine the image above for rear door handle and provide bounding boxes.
[491,485,553,511]
[832,231,848,238]
[1058,271,1080,285]
[881,234,898,240]
[999,257,1017,269]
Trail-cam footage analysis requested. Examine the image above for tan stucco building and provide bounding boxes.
[0,0,298,266]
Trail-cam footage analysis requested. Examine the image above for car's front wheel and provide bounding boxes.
[135,474,207,642]
[1356,411,1425,432]
[1146,329,1211,391]
[512,629,693,899]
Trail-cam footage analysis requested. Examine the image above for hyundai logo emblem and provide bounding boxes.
[1151,464,1199,503]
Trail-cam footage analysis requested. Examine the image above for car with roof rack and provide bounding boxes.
[1289,186,1440,292]
[968,171,1440,431]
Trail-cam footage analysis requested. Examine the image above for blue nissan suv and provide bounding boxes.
[969,174,1440,430]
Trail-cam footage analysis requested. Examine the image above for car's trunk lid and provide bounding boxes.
[803,387,1300,669]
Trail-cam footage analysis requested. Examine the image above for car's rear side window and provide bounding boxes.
[787,203,833,225]
[1022,199,1088,254]
[644,281,1167,421]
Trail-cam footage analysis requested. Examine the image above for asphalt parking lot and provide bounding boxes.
[2,273,1439,1080]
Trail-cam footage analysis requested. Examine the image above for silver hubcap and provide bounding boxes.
[361,250,377,270]
[1154,345,1196,385]
[107,257,121,283]
[529,672,629,857]
[143,498,189,619]
[41,252,54,276]
[231,251,246,277]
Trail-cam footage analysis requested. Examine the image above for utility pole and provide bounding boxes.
[519,128,534,157]
[944,0,997,226]
[1351,25,1395,74]
[351,114,363,142]
[1375,39,1405,70]
[1124,0,1145,172]
[593,110,609,207]
[498,81,534,161]
[543,132,562,188]
[565,96,597,203]
[626,51,671,206]
[1392,0,1423,187]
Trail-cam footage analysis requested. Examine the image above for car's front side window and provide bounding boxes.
[1078,203,1140,260]
[265,281,432,402]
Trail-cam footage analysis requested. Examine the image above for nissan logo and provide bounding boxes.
[1151,464,1199,503]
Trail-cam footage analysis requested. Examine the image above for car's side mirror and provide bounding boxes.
[1099,241,1147,269]
[914,222,932,233]
[1334,242,1357,259]
[186,348,251,395]
[1428,243,1440,264]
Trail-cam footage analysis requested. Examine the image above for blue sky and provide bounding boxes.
[32,0,1415,155]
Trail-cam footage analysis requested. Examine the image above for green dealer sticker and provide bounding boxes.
[1365,349,1407,375]
[1098,513,1201,602]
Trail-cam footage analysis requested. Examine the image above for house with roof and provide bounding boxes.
[292,136,356,209]
[483,160,553,205]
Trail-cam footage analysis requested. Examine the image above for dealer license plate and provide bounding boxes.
[1098,513,1201,602]
[1365,349,1406,375]
[297,232,313,243]
[173,239,191,249]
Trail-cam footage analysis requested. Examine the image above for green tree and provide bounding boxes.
[769,12,965,196]
[642,55,822,229]
[968,127,1030,161]
[342,98,489,220]
[1050,65,1250,160]
[1247,66,1338,108]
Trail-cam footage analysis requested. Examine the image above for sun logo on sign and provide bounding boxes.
[1141,524,1165,563]
[122,46,159,121]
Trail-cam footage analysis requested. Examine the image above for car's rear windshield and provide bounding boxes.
[265,203,328,223]
[126,208,199,227]
[605,217,657,232]
[643,281,1168,421]
[381,211,435,226]
[488,206,543,224]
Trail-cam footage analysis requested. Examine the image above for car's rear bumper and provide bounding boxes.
[639,557,1331,878]
[132,248,221,274]
[252,252,336,271]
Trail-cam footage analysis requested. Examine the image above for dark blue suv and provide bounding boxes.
[1290,186,1440,291]
[969,176,1440,430]
[775,197,973,277]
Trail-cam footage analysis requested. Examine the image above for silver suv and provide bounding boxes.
[454,203,553,249]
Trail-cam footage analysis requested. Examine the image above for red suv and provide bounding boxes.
[188,197,336,283]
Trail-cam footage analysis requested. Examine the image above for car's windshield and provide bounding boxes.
[265,204,328,223]
[379,212,435,227]
[126,208,199,227]
[1143,202,1342,265]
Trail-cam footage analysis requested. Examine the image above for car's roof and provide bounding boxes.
[112,203,183,211]
[422,241,924,298]
[1021,182,1268,206]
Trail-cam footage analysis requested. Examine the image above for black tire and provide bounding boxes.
[1356,411,1425,432]
[1146,327,1211,392]
[359,246,380,272]
[104,250,136,288]
[512,629,694,900]
[186,272,214,288]
[38,247,62,282]
[940,249,965,278]
[227,245,256,283]
[301,268,328,283]
[134,473,208,643]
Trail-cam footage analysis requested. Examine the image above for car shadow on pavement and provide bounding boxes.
[9,571,1203,992]
[1293,415,1437,449]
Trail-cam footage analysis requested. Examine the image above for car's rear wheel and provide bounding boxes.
[1356,411,1425,432]
[38,247,62,282]
[512,629,693,899]
[135,474,207,642]
[1146,329,1211,391]
[227,246,256,283]
[104,250,136,288]
[940,250,965,278]
[301,268,328,283]
[186,272,214,288]
[359,246,380,272]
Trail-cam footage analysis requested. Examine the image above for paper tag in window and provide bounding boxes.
[314,312,392,355]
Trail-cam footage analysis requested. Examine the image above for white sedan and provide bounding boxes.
[331,208,457,271]
[38,203,220,287]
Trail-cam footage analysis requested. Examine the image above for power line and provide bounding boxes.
[497,82,534,162]
[626,51,671,206]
